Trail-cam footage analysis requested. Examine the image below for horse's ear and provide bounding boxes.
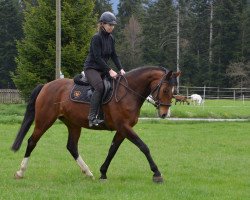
[166,71,173,80]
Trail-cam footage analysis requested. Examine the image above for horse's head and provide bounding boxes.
[150,70,181,118]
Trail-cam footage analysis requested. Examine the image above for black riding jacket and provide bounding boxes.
[84,29,122,74]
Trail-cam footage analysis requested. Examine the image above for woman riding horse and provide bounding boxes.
[12,67,180,183]
[84,11,125,127]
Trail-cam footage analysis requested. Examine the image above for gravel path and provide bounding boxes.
[139,118,249,122]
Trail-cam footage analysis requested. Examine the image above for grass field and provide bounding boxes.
[142,99,250,119]
[0,99,250,124]
[0,120,249,200]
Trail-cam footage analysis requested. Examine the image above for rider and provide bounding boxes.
[84,11,126,127]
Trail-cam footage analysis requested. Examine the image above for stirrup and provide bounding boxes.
[89,118,104,127]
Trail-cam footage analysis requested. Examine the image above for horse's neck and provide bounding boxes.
[126,68,162,98]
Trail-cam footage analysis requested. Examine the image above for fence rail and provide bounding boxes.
[0,86,250,104]
[0,89,23,103]
[179,86,250,100]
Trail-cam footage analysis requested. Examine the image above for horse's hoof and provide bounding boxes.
[99,178,107,182]
[99,174,107,181]
[82,170,94,178]
[153,175,164,183]
[86,173,95,180]
[14,172,23,180]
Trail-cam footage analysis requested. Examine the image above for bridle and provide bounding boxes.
[148,73,174,108]
[115,71,176,109]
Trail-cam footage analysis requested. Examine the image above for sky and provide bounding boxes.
[110,0,119,14]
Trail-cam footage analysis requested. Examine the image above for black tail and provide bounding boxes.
[11,84,44,152]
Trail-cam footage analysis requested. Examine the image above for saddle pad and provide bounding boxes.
[70,84,93,103]
[70,83,113,104]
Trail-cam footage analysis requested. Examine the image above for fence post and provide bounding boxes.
[203,85,206,109]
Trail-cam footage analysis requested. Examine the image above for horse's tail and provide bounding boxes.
[11,84,44,152]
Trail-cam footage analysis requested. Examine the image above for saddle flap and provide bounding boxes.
[73,74,89,86]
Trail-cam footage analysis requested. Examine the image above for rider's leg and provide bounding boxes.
[85,69,104,127]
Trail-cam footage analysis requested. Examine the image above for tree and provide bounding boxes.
[142,0,176,68]
[117,15,143,70]
[241,0,250,61]
[94,0,113,18]
[12,0,96,100]
[0,0,23,88]
[212,0,244,87]
[117,0,146,27]
[226,61,250,88]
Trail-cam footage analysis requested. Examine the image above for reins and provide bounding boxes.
[115,72,172,108]
[115,75,149,103]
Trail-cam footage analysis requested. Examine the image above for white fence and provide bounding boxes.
[0,89,23,103]
[179,86,250,100]
[0,87,250,104]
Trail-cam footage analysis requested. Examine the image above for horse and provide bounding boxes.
[173,95,190,105]
[190,94,203,105]
[11,66,181,183]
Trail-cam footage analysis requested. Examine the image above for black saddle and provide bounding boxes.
[70,74,113,104]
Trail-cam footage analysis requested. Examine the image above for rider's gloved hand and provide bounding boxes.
[109,69,118,78]
[120,69,126,75]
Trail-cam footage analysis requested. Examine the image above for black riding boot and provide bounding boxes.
[88,91,104,127]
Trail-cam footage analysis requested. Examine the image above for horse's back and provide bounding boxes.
[35,78,74,115]
[38,78,73,99]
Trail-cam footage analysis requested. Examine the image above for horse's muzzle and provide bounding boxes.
[160,113,167,119]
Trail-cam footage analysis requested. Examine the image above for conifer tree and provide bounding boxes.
[12,0,95,100]
[0,0,23,88]
[212,0,244,86]
[142,0,176,68]
[94,0,113,18]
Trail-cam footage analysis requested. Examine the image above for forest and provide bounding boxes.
[0,0,249,99]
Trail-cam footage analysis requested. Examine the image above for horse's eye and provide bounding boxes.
[163,89,168,94]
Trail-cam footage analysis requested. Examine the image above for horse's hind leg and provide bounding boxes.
[100,132,125,180]
[66,126,93,178]
[15,116,57,179]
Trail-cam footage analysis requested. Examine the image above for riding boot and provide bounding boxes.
[88,91,104,127]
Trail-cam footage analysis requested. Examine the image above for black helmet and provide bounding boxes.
[99,11,117,25]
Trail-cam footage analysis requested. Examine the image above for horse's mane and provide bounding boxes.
[126,66,169,77]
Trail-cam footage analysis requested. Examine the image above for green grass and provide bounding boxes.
[0,99,250,124]
[0,104,26,123]
[0,121,249,200]
[141,99,250,119]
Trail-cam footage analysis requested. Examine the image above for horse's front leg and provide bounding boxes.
[123,125,163,183]
[66,126,93,178]
[100,132,125,180]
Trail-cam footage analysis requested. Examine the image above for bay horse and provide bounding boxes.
[173,95,190,105]
[11,66,181,183]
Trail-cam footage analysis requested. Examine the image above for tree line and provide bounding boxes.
[0,0,249,100]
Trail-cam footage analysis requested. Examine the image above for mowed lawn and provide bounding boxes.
[141,99,250,119]
[0,121,249,200]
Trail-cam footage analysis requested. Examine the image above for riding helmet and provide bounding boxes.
[99,11,117,25]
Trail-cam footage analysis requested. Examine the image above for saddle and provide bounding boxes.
[70,73,113,104]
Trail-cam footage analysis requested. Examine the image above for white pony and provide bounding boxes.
[190,94,203,105]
